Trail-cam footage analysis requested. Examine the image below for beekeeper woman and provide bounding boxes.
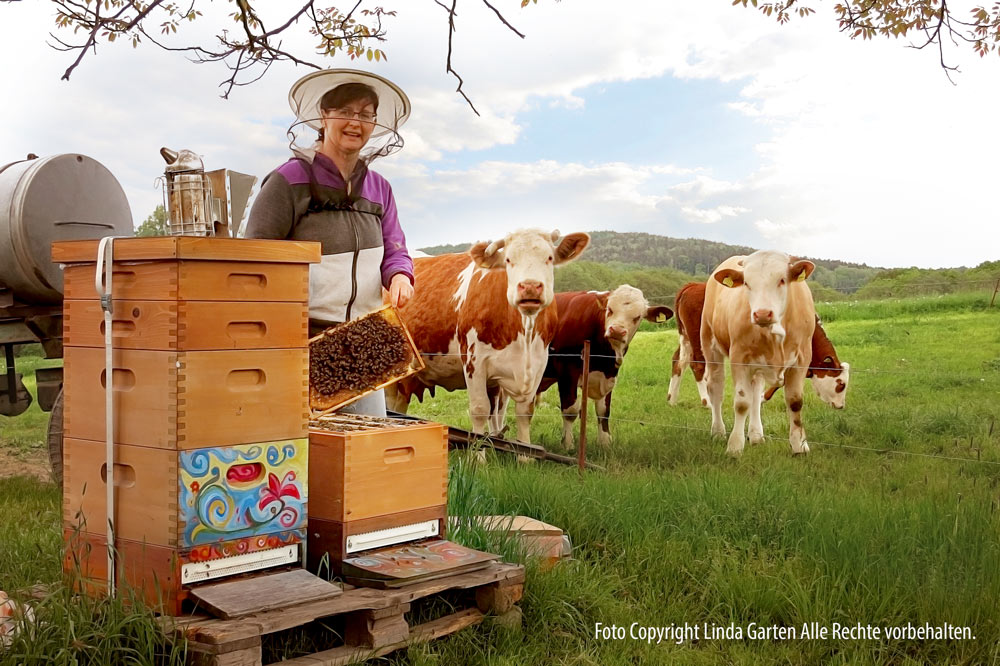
[245,69,414,416]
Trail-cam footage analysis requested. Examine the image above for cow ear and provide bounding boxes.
[554,232,590,264]
[713,268,744,288]
[469,241,505,269]
[790,260,815,282]
[645,305,673,323]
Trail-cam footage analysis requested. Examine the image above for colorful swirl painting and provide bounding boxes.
[178,439,307,547]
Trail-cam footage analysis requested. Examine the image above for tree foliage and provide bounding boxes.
[7,0,996,109]
[735,0,1000,73]
[18,0,537,109]
[135,204,168,236]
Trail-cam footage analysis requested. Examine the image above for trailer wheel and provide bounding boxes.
[47,388,64,488]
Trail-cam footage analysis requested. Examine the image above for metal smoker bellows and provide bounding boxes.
[159,147,258,237]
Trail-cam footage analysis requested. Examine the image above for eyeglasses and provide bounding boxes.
[326,107,377,123]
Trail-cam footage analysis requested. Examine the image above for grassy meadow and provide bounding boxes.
[2,290,1000,664]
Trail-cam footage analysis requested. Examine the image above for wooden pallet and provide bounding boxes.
[161,562,524,666]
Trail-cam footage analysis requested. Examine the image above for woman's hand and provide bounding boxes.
[389,273,414,309]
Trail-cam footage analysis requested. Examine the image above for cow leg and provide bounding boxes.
[748,373,766,445]
[727,362,753,456]
[692,346,710,408]
[487,386,509,437]
[667,343,686,406]
[702,338,727,438]
[513,396,535,444]
[784,366,810,455]
[466,368,491,437]
[595,391,612,447]
[558,369,581,450]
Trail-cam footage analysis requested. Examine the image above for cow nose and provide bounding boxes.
[752,309,774,325]
[607,325,626,339]
[518,280,543,299]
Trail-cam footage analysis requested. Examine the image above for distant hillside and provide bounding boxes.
[417,231,998,299]
[418,231,882,293]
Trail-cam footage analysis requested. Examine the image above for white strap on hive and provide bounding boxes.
[94,236,123,597]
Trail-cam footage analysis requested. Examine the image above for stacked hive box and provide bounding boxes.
[308,415,448,575]
[52,237,320,614]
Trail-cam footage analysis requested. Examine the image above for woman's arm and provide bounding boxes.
[244,172,296,239]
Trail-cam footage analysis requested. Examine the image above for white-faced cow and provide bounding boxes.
[535,285,673,449]
[669,281,850,410]
[386,229,590,443]
[701,251,817,456]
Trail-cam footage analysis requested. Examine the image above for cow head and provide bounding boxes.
[601,284,673,364]
[714,250,815,330]
[809,360,851,409]
[469,229,590,316]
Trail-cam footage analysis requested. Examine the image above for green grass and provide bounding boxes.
[2,294,1000,664]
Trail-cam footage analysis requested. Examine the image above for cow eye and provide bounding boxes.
[633,316,640,323]
[608,310,614,317]
[779,278,786,287]
[505,257,511,265]
[547,255,553,262]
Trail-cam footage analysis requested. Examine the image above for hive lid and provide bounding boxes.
[52,237,321,264]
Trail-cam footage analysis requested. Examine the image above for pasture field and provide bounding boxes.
[1,291,999,665]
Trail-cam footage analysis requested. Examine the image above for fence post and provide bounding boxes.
[990,278,999,307]
[578,340,590,478]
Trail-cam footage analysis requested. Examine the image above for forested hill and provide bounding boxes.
[418,230,878,275]
[417,231,998,300]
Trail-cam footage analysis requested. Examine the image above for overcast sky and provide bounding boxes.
[1,1,997,269]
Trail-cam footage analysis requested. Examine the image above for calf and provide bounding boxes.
[669,282,850,410]
[536,286,672,448]
[702,251,817,456]
[386,229,590,443]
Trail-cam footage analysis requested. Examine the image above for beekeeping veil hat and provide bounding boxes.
[287,68,410,164]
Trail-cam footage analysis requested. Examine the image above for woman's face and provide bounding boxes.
[321,99,377,155]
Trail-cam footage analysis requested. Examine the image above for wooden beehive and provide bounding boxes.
[307,414,448,574]
[53,237,320,613]
[309,305,424,415]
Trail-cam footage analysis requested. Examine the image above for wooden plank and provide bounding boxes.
[63,261,180,301]
[53,237,321,264]
[177,302,307,350]
[277,608,485,666]
[63,300,307,351]
[177,262,309,302]
[63,438,178,546]
[188,569,342,620]
[177,349,308,449]
[63,260,309,303]
[178,563,523,642]
[63,346,178,449]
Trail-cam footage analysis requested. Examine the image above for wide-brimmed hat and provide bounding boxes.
[288,68,410,139]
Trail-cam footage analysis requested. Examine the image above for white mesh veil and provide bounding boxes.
[287,68,410,164]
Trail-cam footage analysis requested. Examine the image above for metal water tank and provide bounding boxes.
[0,154,133,305]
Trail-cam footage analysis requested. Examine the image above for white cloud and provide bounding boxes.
[0,0,996,268]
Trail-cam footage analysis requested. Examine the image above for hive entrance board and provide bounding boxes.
[186,568,341,619]
[341,539,499,589]
[309,305,424,415]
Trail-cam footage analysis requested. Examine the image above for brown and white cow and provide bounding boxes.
[669,282,850,410]
[763,315,850,408]
[535,285,673,449]
[702,251,817,456]
[386,229,590,443]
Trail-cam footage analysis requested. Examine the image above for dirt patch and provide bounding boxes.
[0,447,52,483]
